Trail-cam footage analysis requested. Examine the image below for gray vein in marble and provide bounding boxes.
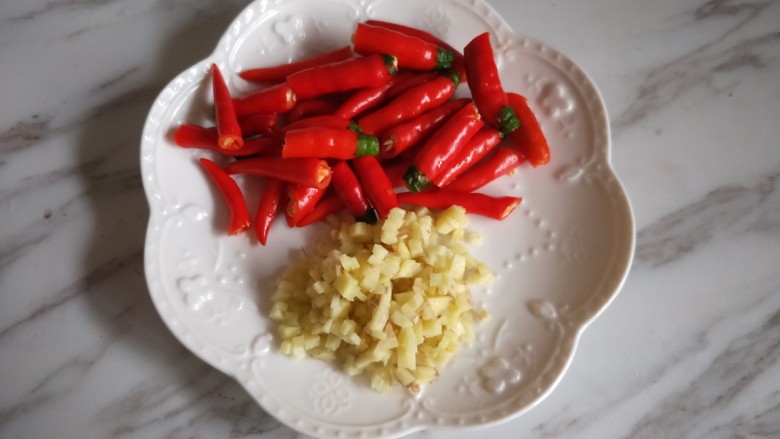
[635,169,779,267]
[85,85,162,121]
[0,315,123,427]
[531,275,780,438]
[95,66,142,92]
[695,0,772,20]
[0,231,48,273]
[207,399,286,439]
[0,1,776,438]
[7,0,114,22]
[705,397,780,437]
[0,249,141,341]
[0,83,155,234]
[162,389,289,439]
[0,83,156,168]
[612,0,779,131]
[0,159,98,207]
[531,404,581,439]
[97,361,285,438]
[625,308,780,438]
[0,115,51,157]
[0,164,142,276]
[101,360,217,436]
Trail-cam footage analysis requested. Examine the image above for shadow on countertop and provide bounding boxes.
[76,4,297,437]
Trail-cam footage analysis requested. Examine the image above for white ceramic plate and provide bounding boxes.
[140,0,634,437]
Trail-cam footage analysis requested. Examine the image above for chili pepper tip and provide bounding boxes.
[436,47,454,70]
[445,70,460,88]
[497,105,522,135]
[382,54,399,75]
[355,133,380,157]
[403,165,430,193]
[500,198,522,220]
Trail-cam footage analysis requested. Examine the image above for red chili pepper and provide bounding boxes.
[331,161,377,223]
[283,115,352,132]
[357,73,458,136]
[332,72,412,120]
[238,113,278,137]
[432,126,503,187]
[505,92,550,167]
[282,128,379,159]
[351,156,398,220]
[385,72,439,99]
[380,98,469,158]
[463,33,520,135]
[199,158,251,234]
[443,147,525,193]
[364,20,466,82]
[396,191,522,220]
[296,194,346,227]
[353,23,453,71]
[399,143,424,161]
[174,124,217,149]
[225,157,331,189]
[381,158,412,188]
[239,46,354,83]
[255,178,285,245]
[404,103,484,192]
[233,83,296,118]
[211,64,243,150]
[255,142,284,158]
[286,184,327,226]
[173,124,274,156]
[286,54,397,100]
[220,137,275,157]
[286,99,339,123]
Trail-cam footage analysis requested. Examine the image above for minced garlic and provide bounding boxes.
[269,206,494,392]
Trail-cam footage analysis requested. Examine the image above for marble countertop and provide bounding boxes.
[1,0,778,437]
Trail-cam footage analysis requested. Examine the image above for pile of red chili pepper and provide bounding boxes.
[174,21,550,244]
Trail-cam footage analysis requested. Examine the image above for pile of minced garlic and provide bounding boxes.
[269,206,494,392]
